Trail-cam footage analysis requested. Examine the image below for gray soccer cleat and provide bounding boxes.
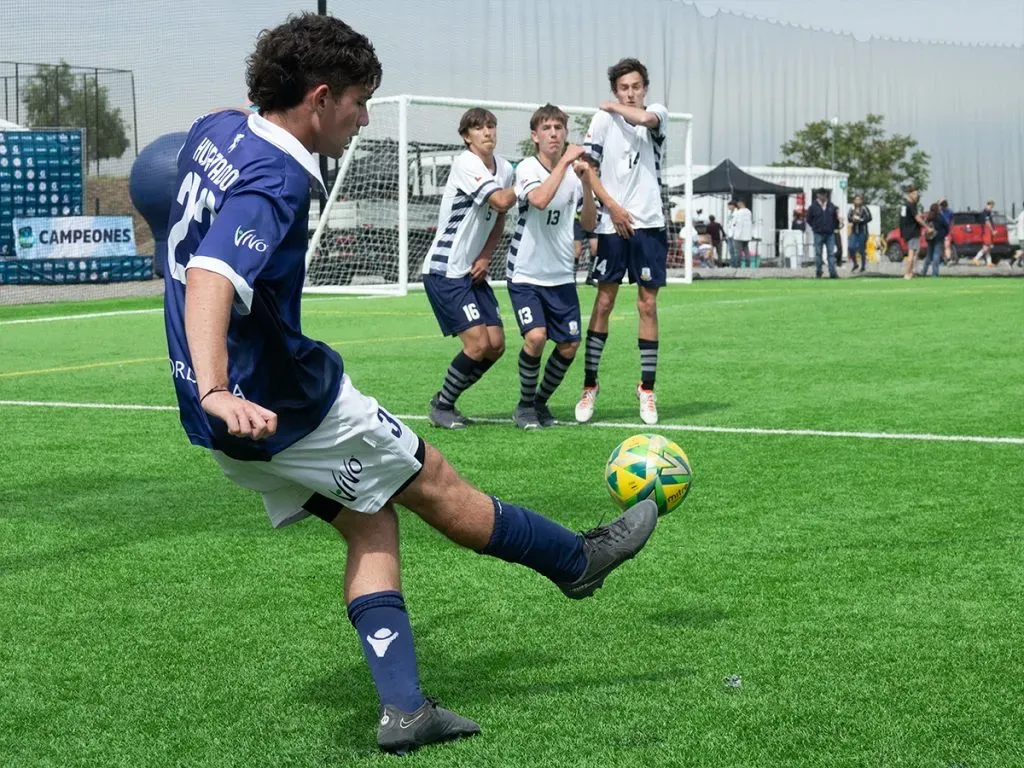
[377,697,481,756]
[513,404,542,430]
[557,500,658,599]
[429,394,467,430]
[451,406,473,427]
[534,401,557,427]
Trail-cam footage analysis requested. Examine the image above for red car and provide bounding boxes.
[885,211,1011,263]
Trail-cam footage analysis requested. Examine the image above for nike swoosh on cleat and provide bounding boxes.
[399,712,426,729]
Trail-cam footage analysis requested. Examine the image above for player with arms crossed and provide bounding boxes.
[508,104,597,429]
[163,14,658,756]
[422,108,515,429]
[575,58,669,426]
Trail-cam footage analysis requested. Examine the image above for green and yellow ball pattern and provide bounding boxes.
[605,433,693,516]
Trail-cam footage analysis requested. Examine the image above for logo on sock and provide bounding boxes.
[366,627,399,658]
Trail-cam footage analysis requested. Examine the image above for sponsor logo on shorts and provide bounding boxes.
[569,320,579,335]
[331,456,364,502]
[641,267,652,281]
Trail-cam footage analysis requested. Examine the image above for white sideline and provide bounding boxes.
[0,308,163,326]
[1,399,1022,445]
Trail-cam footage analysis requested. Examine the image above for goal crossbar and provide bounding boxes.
[305,94,694,295]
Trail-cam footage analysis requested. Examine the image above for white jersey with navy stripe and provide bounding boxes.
[421,150,514,279]
[507,156,582,286]
[583,104,668,234]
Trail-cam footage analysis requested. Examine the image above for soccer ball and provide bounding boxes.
[605,434,692,516]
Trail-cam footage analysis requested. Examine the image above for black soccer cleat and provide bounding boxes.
[377,697,481,756]
[534,401,557,427]
[557,499,658,600]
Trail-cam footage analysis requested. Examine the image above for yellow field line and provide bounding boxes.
[0,356,166,379]
[0,333,449,379]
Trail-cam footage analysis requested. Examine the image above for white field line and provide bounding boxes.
[0,399,1021,445]
[0,308,163,326]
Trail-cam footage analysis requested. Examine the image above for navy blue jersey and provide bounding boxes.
[163,110,342,461]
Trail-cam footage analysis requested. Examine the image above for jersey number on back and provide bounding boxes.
[166,171,217,284]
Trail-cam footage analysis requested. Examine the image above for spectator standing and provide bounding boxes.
[807,188,840,278]
[847,194,871,272]
[920,202,948,277]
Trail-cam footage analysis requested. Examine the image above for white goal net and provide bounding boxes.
[305,95,694,296]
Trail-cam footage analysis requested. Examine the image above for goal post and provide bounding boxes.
[305,94,694,296]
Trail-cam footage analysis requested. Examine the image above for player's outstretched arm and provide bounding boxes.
[599,101,660,129]
[185,269,278,439]
[526,145,586,210]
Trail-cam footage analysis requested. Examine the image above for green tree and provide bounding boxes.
[516,113,592,159]
[22,61,130,168]
[774,114,929,232]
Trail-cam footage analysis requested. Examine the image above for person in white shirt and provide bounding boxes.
[733,199,754,268]
[725,200,739,267]
[574,58,669,426]
[421,108,517,429]
[507,104,598,429]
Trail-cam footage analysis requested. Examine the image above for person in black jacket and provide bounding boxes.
[807,188,840,278]
[847,194,872,272]
[921,202,949,277]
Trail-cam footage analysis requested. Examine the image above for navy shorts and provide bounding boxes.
[593,228,668,288]
[507,281,582,344]
[423,274,503,337]
[573,220,596,242]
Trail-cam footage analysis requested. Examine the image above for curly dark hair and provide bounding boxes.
[607,58,650,91]
[246,13,382,113]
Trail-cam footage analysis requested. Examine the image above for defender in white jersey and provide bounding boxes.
[170,17,660,757]
[575,58,669,426]
[421,108,516,429]
[507,104,597,429]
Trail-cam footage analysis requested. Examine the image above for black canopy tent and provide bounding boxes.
[670,160,804,267]
[669,159,802,197]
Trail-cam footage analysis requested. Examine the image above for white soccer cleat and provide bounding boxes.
[636,384,658,425]
[575,386,599,423]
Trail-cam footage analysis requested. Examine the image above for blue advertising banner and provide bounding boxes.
[13,215,136,259]
[0,256,153,286]
[0,129,85,257]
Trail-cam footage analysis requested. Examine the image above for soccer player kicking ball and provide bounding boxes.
[421,108,516,429]
[575,58,670,426]
[508,104,598,429]
[163,14,658,757]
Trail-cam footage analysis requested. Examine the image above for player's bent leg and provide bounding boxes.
[636,286,660,425]
[484,324,506,361]
[577,283,618,423]
[330,503,402,602]
[429,325,490,429]
[515,327,547,430]
[393,443,659,598]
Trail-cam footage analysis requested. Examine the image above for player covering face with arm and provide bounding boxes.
[507,104,597,429]
[164,14,658,756]
[421,108,517,429]
[574,58,670,427]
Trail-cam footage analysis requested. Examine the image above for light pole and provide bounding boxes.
[830,116,839,170]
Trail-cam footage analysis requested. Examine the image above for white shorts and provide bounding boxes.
[213,375,423,527]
